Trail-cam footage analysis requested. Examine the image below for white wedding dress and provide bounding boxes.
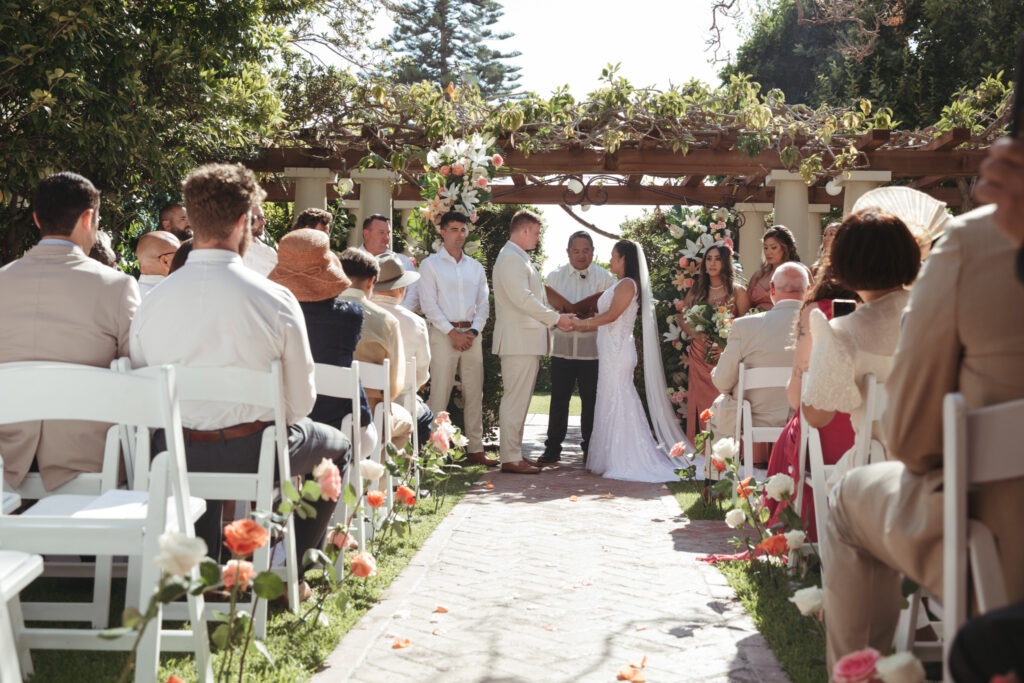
[587,278,682,482]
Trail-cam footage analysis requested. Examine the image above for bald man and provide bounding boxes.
[135,230,181,297]
[708,261,810,443]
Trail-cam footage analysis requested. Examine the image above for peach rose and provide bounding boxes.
[492,153,503,166]
[327,529,357,550]
[395,485,415,504]
[452,162,465,175]
[674,299,684,312]
[736,476,754,500]
[166,677,186,683]
[833,648,881,683]
[430,428,451,452]
[223,518,269,557]
[712,458,727,472]
[699,408,713,424]
[350,551,377,578]
[678,256,688,268]
[684,277,694,288]
[366,490,386,508]
[757,534,788,557]
[313,457,341,502]
[669,442,687,458]
[221,559,255,590]
[440,165,450,176]
[476,177,488,189]
[435,411,451,426]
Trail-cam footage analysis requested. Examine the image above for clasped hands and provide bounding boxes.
[555,313,594,333]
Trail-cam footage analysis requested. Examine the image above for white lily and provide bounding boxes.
[684,214,700,228]
[464,241,481,255]
[662,322,681,343]
[425,150,441,168]
[667,223,684,239]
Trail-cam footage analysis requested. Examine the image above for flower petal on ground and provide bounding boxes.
[392,637,411,649]
[434,605,449,613]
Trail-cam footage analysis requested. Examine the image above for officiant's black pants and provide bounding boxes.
[543,357,598,460]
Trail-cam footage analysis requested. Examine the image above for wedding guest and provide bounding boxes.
[131,163,351,563]
[372,253,434,449]
[745,225,804,310]
[708,263,809,466]
[0,172,140,491]
[810,222,840,277]
[680,243,750,442]
[268,229,376,456]
[418,211,494,466]
[361,214,420,312]
[338,248,414,449]
[763,260,857,540]
[975,135,1024,281]
[88,229,121,269]
[292,207,332,233]
[168,238,193,274]
[242,205,277,277]
[539,231,615,465]
[159,202,191,240]
[135,230,181,297]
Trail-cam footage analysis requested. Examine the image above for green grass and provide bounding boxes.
[24,462,488,682]
[528,390,581,417]
[717,561,827,683]
[665,479,736,521]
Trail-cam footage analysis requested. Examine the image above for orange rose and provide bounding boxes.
[350,551,377,578]
[395,485,415,504]
[404,496,416,506]
[366,490,386,508]
[757,534,788,557]
[712,458,727,472]
[223,518,268,557]
[221,559,255,590]
[327,529,357,550]
[699,408,713,424]
[736,476,754,500]
[166,677,186,683]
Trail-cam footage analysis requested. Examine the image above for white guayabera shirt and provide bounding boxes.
[545,262,615,360]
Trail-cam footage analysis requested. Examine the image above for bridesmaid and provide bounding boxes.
[680,244,749,442]
[746,225,804,311]
[810,222,841,278]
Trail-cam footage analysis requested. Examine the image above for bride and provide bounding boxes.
[571,239,691,482]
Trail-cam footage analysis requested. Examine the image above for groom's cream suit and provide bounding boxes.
[492,241,560,463]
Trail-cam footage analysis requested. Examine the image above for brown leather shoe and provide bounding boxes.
[466,451,499,467]
[500,460,540,474]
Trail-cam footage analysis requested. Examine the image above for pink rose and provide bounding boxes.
[327,529,357,550]
[674,299,684,312]
[221,559,254,590]
[440,165,450,176]
[683,278,694,289]
[833,648,881,683]
[350,551,377,578]
[435,412,451,426]
[452,163,465,176]
[431,428,451,452]
[476,176,488,189]
[679,257,689,268]
[669,442,687,458]
[313,457,342,502]
[671,391,684,404]
[723,237,734,251]
[492,153,503,166]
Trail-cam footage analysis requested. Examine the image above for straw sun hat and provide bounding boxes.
[269,228,350,302]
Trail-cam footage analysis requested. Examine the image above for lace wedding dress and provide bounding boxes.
[587,278,682,482]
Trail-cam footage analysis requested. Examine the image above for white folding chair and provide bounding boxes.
[358,360,393,537]
[401,358,420,490]
[852,375,888,469]
[0,362,212,683]
[942,393,1024,680]
[129,361,300,638]
[734,363,792,478]
[0,551,43,683]
[312,362,364,555]
[2,492,20,514]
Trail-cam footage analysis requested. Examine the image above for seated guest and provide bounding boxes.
[360,214,419,312]
[337,248,414,449]
[976,135,1024,281]
[763,261,857,539]
[371,253,434,449]
[89,229,121,269]
[0,172,140,490]
[268,229,376,454]
[709,263,810,466]
[159,202,191,241]
[242,206,277,277]
[135,230,181,297]
[821,163,1024,671]
[292,207,332,234]
[130,163,351,563]
[168,238,193,274]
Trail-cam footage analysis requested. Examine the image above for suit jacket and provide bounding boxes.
[299,298,372,428]
[491,241,560,356]
[338,288,405,406]
[0,242,140,489]
[709,299,800,438]
[373,292,431,402]
[884,204,1024,601]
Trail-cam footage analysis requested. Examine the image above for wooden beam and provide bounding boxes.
[683,175,705,187]
[854,129,890,151]
[921,128,970,152]
[911,175,948,189]
[626,174,643,184]
[511,174,526,187]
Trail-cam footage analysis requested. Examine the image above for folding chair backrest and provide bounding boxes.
[403,358,418,452]
[358,359,392,448]
[852,375,887,468]
[943,393,1024,679]
[313,362,362,445]
[735,362,792,478]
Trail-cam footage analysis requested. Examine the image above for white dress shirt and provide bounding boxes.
[373,291,431,403]
[137,273,164,298]
[129,249,316,429]
[545,262,616,360]
[418,247,489,335]
[243,237,278,277]
[361,247,419,312]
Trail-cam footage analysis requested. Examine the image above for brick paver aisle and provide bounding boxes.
[313,416,787,682]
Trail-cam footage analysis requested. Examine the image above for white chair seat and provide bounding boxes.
[22,490,206,529]
[0,550,43,600]
[2,492,20,514]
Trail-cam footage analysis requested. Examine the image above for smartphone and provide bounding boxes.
[832,299,857,318]
[1013,32,1024,138]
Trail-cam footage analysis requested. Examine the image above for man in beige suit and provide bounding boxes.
[338,248,413,449]
[823,203,1024,669]
[709,263,808,440]
[492,210,574,474]
[0,172,140,490]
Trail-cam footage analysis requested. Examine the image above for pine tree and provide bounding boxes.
[383,0,521,99]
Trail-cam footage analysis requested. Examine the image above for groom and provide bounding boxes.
[492,210,574,474]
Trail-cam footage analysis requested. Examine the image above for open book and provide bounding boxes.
[545,286,604,320]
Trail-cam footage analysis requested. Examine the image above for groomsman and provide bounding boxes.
[539,231,614,464]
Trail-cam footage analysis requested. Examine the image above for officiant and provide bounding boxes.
[539,231,616,465]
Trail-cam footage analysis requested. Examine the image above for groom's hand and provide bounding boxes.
[555,314,575,332]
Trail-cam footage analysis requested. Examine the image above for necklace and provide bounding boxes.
[709,283,726,291]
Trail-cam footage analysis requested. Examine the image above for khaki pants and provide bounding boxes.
[427,327,484,452]
[498,354,540,464]
[824,461,943,670]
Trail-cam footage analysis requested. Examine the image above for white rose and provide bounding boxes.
[876,652,926,683]
[784,529,806,550]
[426,150,441,167]
[153,531,207,577]
[711,437,739,463]
[724,509,746,529]
[788,585,823,616]
[667,223,684,239]
[764,473,796,502]
[566,178,584,194]
[359,459,386,482]
[464,241,480,256]
[453,432,468,448]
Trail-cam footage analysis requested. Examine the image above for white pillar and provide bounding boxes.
[832,170,892,216]
[284,167,336,214]
[766,170,812,264]
[349,170,398,247]
[806,203,831,264]
[395,202,420,257]
[734,202,773,279]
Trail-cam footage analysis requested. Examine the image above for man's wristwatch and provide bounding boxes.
[467,328,479,337]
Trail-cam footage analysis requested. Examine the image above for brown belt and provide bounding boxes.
[450,321,472,329]
[183,420,271,443]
